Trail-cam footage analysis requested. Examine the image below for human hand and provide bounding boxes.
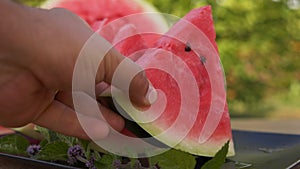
[0,1,152,140]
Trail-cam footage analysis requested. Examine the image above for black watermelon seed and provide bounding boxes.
[200,56,207,64]
[185,42,192,52]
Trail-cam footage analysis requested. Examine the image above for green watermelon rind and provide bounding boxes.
[113,89,234,157]
[135,119,235,157]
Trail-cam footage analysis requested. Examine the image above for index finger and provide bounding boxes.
[76,34,156,107]
[102,48,156,107]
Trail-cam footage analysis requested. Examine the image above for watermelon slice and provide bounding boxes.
[112,6,235,157]
[43,0,234,157]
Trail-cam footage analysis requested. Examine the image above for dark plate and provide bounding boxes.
[229,130,300,169]
[0,152,80,169]
[1,130,300,169]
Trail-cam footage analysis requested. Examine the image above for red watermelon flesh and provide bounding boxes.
[42,0,168,46]
[111,24,148,61]
[44,0,146,25]
[115,6,234,157]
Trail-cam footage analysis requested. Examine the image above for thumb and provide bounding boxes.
[75,34,156,107]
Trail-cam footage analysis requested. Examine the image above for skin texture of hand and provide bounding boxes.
[0,0,151,140]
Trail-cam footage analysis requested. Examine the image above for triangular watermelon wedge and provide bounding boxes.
[113,6,235,157]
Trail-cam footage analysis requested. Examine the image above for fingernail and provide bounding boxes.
[146,83,157,105]
[80,116,110,140]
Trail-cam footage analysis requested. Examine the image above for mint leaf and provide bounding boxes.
[48,130,64,143]
[35,126,50,142]
[94,161,112,169]
[36,141,69,161]
[130,158,138,168]
[99,153,115,165]
[55,132,78,146]
[201,141,229,169]
[93,153,117,169]
[0,134,30,156]
[150,149,196,169]
[35,126,78,145]
[39,139,48,147]
[78,139,91,158]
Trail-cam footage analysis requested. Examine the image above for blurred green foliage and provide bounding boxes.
[19,0,300,117]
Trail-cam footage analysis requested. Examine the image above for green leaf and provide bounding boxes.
[48,130,61,143]
[36,141,69,161]
[201,141,229,169]
[55,132,78,146]
[93,153,117,169]
[35,126,50,142]
[129,158,137,168]
[93,151,102,161]
[94,161,112,169]
[78,139,91,158]
[0,134,30,156]
[35,126,78,145]
[39,139,48,148]
[150,149,196,169]
[99,153,115,165]
[79,139,90,150]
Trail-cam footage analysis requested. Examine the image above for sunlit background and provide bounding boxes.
[20,0,300,119]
